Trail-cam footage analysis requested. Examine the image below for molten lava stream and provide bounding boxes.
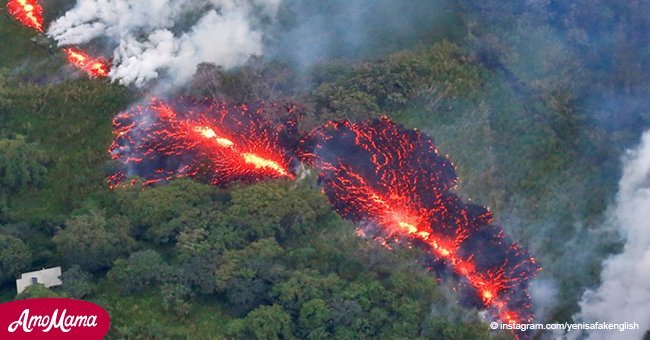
[6,0,43,32]
[338,166,528,323]
[109,99,296,188]
[301,118,540,325]
[192,125,292,178]
[63,48,110,78]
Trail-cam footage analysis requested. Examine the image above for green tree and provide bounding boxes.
[309,41,481,122]
[161,282,193,317]
[189,57,298,102]
[0,234,31,282]
[227,180,337,242]
[108,249,169,294]
[53,210,135,272]
[0,69,12,109]
[273,270,342,313]
[177,249,221,295]
[245,305,293,340]
[123,179,220,244]
[173,208,245,261]
[0,195,7,222]
[329,299,362,332]
[60,265,94,299]
[298,299,332,339]
[420,316,490,339]
[216,238,286,315]
[16,284,60,300]
[0,136,49,193]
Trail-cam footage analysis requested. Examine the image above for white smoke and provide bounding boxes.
[47,0,281,87]
[530,278,559,323]
[573,131,650,339]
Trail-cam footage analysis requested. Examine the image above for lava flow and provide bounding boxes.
[5,0,112,80]
[109,98,298,188]
[300,118,540,325]
[64,48,110,78]
[6,0,43,32]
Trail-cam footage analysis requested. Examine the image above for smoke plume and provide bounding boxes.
[47,0,281,87]
[574,131,650,339]
[267,0,451,68]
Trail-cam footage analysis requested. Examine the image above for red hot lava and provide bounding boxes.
[6,0,43,32]
[300,118,540,325]
[109,98,299,188]
[5,1,113,80]
[64,48,111,78]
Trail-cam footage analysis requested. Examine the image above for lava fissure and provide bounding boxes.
[112,101,540,326]
[6,0,43,32]
[299,118,540,324]
[6,1,112,78]
[109,98,298,188]
[63,47,110,78]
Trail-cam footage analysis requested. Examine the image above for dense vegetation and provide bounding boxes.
[2,0,649,339]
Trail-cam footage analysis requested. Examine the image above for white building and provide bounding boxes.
[16,267,63,294]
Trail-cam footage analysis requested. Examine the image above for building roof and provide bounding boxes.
[16,266,63,294]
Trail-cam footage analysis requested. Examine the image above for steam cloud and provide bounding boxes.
[574,130,650,339]
[47,0,281,87]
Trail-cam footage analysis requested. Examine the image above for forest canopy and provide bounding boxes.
[1,0,649,338]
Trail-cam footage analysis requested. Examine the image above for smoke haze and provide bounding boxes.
[575,131,650,339]
[47,0,281,86]
[267,0,453,68]
[46,0,454,87]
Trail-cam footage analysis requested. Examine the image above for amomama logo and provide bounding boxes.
[0,298,110,339]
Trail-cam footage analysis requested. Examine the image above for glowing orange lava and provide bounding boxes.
[340,170,525,321]
[301,118,540,325]
[64,48,110,78]
[6,0,43,32]
[242,153,290,176]
[109,98,297,188]
[191,124,290,177]
[6,0,114,81]
[194,126,235,148]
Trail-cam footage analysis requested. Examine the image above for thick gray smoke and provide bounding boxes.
[47,0,281,87]
[574,131,650,339]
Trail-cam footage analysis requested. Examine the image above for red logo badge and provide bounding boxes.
[0,298,110,339]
